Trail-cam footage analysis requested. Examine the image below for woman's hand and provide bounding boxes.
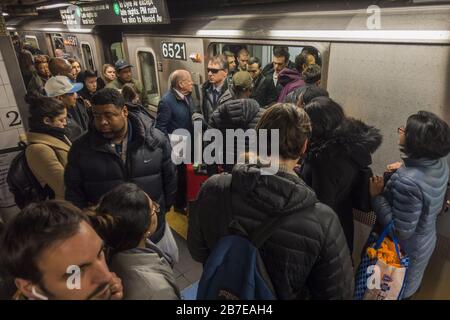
[370,175,385,198]
[386,161,402,172]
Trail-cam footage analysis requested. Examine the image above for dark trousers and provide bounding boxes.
[175,164,187,209]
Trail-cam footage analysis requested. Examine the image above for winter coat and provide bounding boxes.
[250,73,278,108]
[64,110,177,243]
[188,164,354,299]
[109,241,180,300]
[25,132,71,200]
[156,89,196,135]
[372,157,449,298]
[277,68,305,103]
[301,119,382,252]
[200,79,229,123]
[208,98,264,173]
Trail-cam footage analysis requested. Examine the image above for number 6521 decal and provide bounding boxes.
[161,42,187,61]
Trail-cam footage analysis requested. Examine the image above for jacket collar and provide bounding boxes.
[402,156,440,168]
[26,132,71,151]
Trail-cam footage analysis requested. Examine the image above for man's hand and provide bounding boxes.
[109,272,123,300]
[369,175,385,198]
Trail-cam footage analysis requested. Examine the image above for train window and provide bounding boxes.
[51,34,66,54]
[137,50,160,107]
[81,43,95,71]
[210,43,321,70]
[24,36,39,50]
[110,42,124,63]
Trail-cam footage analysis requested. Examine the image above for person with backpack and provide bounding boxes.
[8,95,71,207]
[188,103,354,300]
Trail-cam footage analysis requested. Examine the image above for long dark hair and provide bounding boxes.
[25,93,66,128]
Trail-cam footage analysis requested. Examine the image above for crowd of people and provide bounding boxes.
[0,38,449,300]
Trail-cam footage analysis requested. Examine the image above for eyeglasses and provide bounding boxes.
[397,126,405,134]
[150,202,160,217]
[207,68,224,74]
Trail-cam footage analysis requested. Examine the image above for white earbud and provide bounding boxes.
[31,286,49,300]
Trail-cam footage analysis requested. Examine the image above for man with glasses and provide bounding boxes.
[200,55,229,123]
[247,56,278,108]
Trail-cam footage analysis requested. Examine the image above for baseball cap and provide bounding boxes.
[115,59,133,71]
[232,71,253,90]
[45,76,83,97]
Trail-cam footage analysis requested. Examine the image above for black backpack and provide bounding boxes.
[6,142,54,209]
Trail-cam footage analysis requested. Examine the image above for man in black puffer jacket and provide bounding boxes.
[65,88,177,246]
[189,103,354,299]
[207,71,265,174]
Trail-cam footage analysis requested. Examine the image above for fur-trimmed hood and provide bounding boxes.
[307,118,382,167]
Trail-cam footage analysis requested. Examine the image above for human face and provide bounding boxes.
[227,56,236,73]
[247,63,261,80]
[207,61,227,86]
[238,53,249,71]
[44,108,67,129]
[104,67,116,82]
[147,196,159,237]
[37,62,50,78]
[398,125,406,146]
[59,92,77,108]
[179,72,193,95]
[273,55,287,74]
[92,104,128,140]
[118,67,132,83]
[71,62,81,79]
[30,221,113,300]
[85,76,97,94]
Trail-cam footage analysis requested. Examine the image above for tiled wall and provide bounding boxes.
[0,49,24,208]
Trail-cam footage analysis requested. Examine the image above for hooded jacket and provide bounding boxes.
[188,164,354,299]
[277,68,305,103]
[208,98,264,173]
[64,109,177,243]
[301,118,382,252]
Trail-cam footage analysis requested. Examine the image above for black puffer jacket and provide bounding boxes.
[208,98,264,173]
[65,110,177,242]
[300,118,382,252]
[188,164,354,299]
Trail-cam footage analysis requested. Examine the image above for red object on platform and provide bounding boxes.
[186,164,209,202]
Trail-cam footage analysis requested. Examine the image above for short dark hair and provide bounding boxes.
[302,64,321,84]
[403,111,450,159]
[248,56,261,68]
[83,69,97,80]
[238,48,249,56]
[300,86,329,105]
[223,50,235,58]
[303,97,345,140]
[256,103,311,160]
[295,52,315,73]
[25,93,66,127]
[0,201,87,283]
[301,46,321,65]
[92,183,151,252]
[92,88,125,108]
[209,54,228,71]
[273,46,290,61]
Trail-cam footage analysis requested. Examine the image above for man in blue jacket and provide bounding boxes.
[156,70,197,214]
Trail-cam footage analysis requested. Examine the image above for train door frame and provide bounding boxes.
[135,47,161,109]
[202,39,331,89]
[80,41,96,71]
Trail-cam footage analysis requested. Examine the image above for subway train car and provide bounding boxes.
[6,3,450,298]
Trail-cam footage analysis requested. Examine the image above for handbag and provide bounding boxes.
[354,222,409,300]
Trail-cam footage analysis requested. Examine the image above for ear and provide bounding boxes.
[122,105,128,118]
[43,117,52,125]
[300,139,308,155]
[15,278,35,300]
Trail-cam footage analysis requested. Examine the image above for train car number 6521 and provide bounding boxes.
[161,42,187,61]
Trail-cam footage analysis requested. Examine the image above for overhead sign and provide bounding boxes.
[60,0,170,28]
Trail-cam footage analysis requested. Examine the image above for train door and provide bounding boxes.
[136,49,160,114]
[49,33,66,57]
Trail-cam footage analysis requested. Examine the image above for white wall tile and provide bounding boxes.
[0,86,8,108]
[3,84,17,107]
[0,61,9,85]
